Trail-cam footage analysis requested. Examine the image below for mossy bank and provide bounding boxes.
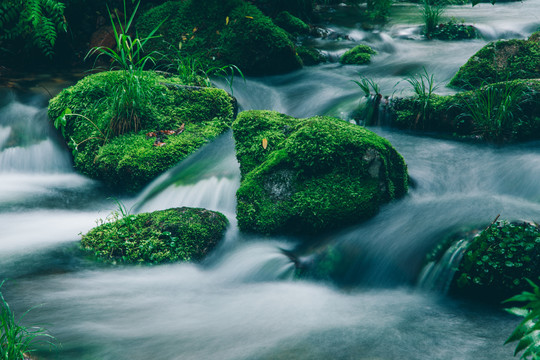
[48,70,236,192]
[390,79,540,143]
[136,0,302,75]
[233,110,408,235]
[450,32,540,89]
[81,207,229,264]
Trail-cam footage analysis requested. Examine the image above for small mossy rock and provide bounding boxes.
[81,207,229,264]
[136,0,302,76]
[450,38,540,89]
[232,110,408,235]
[450,220,540,303]
[340,45,377,65]
[428,21,478,41]
[273,11,310,36]
[297,46,326,66]
[48,71,235,192]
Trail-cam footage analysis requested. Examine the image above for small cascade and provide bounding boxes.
[0,92,72,173]
[134,131,241,215]
[417,238,472,293]
[0,140,71,173]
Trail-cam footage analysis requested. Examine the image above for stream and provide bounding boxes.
[1,2,539,359]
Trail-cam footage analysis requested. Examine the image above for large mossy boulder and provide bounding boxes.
[390,79,540,143]
[448,220,540,303]
[232,110,408,235]
[81,207,229,264]
[136,0,302,75]
[48,70,236,192]
[450,36,540,89]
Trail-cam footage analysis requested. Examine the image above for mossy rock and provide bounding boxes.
[297,46,326,66]
[81,207,229,264]
[450,220,540,303]
[136,0,302,76]
[273,11,310,36]
[449,38,540,89]
[428,21,478,41]
[48,70,236,192]
[390,79,540,143]
[232,110,408,235]
[340,45,376,65]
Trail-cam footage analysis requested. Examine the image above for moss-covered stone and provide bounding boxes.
[340,45,377,65]
[136,0,302,76]
[450,38,540,89]
[449,220,540,303]
[273,11,310,36]
[232,110,408,235]
[390,79,540,143]
[48,70,235,192]
[296,46,326,66]
[428,21,478,41]
[81,207,229,264]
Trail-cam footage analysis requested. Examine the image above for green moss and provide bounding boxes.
[296,46,326,66]
[218,3,303,75]
[450,38,540,89]
[273,11,310,36]
[48,71,235,192]
[136,0,302,75]
[429,20,478,41]
[233,110,408,235]
[81,207,229,264]
[340,45,377,65]
[451,220,540,302]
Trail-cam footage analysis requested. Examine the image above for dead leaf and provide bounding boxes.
[262,138,268,149]
[226,16,229,25]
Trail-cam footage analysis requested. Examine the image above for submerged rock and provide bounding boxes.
[450,36,540,89]
[136,0,302,76]
[81,207,229,264]
[232,110,408,235]
[48,70,236,193]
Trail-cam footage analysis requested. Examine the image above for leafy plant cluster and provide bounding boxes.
[0,0,67,59]
[1,281,55,360]
[452,220,540,302]
[81,206,229,264]
[505,279,540,360]
[463,80,533,143]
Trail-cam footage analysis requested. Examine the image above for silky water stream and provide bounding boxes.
[1,2,540,359]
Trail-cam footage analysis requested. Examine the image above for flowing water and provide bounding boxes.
[1,2,540,359]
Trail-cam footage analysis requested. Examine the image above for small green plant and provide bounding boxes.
[85,0,165,71]
[0,280,56,359]
[352,76,381,97]
[85,0,165,137]
[421,0,445,38]
[504,279,540,359]
[352,76,383,125]
[461,81,528,142]
[405,68,440,128]
[54,108,108,155]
